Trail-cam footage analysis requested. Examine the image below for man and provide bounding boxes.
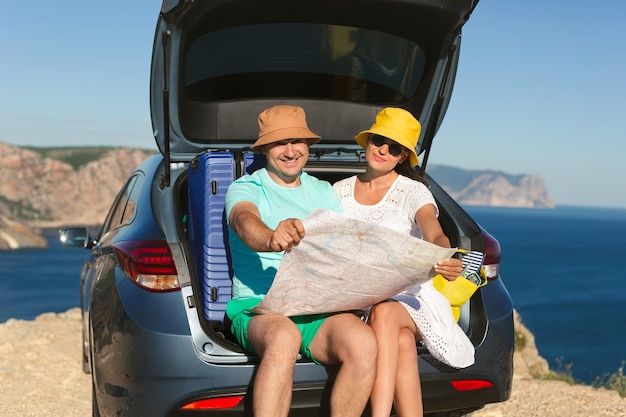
[225,105,377,417]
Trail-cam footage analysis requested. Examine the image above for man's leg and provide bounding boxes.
[309,313,378,417]
[248,314,302,417]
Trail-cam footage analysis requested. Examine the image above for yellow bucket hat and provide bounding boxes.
[355,107,421,166]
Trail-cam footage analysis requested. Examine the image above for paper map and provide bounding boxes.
[253,209,456,316]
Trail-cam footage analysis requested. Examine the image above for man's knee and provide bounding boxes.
[319,314,377,364]
[347,324,377,383]
[250,316,302,355]
[346,320,378,363]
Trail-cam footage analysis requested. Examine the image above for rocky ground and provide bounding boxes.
[473,317,626,417]
[0,309,623,416]
[0,309,90,416]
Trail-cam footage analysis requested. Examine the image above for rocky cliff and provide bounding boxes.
[428,165,555,209]
[0,143,153,248]
[0,142,554,249]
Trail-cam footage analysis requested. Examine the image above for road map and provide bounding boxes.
[253,209,457,316]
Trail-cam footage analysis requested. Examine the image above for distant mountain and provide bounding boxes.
[0,142,553,249]
[428,164,554,209]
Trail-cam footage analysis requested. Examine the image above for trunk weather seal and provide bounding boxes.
[160,30,172,189]
[421,43,457,171]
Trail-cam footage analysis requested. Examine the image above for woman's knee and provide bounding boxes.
[398,328,418,354]
[369,301,402,328]
[396,328,418,372]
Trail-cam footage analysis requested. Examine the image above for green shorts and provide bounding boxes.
[226,298,329,364]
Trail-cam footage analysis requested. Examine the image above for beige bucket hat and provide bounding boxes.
[251,105,321,152]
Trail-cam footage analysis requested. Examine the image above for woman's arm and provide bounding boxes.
[415,204,463,280]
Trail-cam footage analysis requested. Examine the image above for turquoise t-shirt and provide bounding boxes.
[225,168,342,316]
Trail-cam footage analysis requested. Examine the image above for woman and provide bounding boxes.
[333,107,475,417]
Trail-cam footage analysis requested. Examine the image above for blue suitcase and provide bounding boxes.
[187,151,266,327]
[188,151,236,327]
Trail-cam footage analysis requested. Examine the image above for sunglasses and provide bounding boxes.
[369,135,404,157]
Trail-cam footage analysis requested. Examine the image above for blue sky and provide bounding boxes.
[1,1,625,209]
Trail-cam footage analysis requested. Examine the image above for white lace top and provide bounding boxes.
[333,174,475,368]
[333,174,438,238]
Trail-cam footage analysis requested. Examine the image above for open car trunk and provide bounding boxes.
[154,0,495,385]
[175,151,489,361]
[151,0,480,165]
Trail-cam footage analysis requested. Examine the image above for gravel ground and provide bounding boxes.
[0,309,623,416]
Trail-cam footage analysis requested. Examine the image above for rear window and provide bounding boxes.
[184,23,426,103]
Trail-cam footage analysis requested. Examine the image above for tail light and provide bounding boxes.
[112,240,180,292]
[481,231,501,281]
[450,379,495,391]
[180,396,244,410]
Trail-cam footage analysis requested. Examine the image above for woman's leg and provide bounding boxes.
[368,301,419,417]
[393,327,423,417]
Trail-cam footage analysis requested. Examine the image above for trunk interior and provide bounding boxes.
[175,150,488,360]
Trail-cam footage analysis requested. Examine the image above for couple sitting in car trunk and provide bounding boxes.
[224,104,474,417]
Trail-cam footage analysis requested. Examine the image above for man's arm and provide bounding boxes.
[229,201,305,252]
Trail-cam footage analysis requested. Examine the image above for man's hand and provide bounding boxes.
[268,218,305,251]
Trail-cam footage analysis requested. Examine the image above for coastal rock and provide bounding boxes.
[510,310,550,378]
[429,165,555,209]
[0,143,153,232]
[0,213,46,250]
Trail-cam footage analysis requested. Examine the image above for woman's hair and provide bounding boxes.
[395,158,428,186]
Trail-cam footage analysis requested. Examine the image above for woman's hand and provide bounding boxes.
[434,258,463,281]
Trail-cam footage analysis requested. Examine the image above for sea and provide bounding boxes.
[1,205,625,384]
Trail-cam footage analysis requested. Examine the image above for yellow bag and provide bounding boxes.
[433,250,487,322]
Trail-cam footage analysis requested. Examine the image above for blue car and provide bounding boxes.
[60,0,513,415]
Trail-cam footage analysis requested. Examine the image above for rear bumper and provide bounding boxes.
[420,307,514,413]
